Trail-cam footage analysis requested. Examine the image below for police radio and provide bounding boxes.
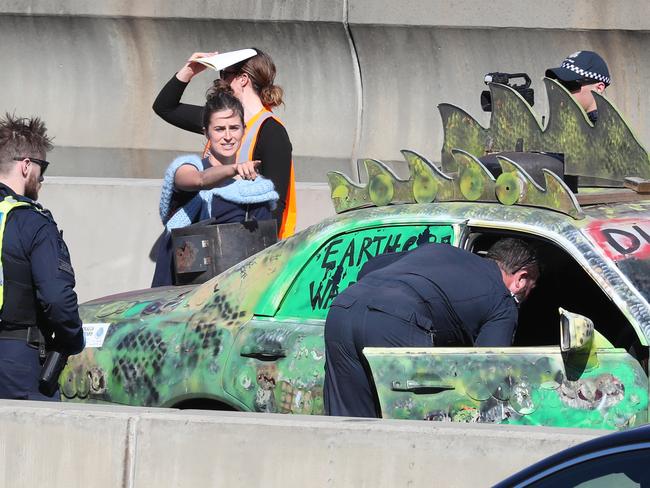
[39,351,67,397]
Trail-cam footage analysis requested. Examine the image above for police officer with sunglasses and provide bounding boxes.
[545,50,611,123]
[0,113,84,400]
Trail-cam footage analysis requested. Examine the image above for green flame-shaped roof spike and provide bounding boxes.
[494,155,584,219]
[327,149,584,219]
[441,78,650,181]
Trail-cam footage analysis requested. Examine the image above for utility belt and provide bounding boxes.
[0,326,47,359]
[0,325,67,396]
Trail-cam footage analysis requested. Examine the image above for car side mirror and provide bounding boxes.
[559,307,594,354]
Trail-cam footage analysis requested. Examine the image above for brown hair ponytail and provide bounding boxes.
[260,85,284,109]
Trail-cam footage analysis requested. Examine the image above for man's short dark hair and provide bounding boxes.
[0,113,53,170]
[487,238,540,276]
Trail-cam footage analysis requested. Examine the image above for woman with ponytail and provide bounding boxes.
[151,82,278,287]
[153,48,296,239]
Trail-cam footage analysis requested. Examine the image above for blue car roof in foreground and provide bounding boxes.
[493,424,650,487]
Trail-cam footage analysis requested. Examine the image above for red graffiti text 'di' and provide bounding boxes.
[586,219,650,261]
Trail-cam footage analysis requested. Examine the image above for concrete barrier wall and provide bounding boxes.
[352,27,650,165]
[1,1,649,181]
[0,14,359,181]
[39,178,334,303]
[0,400,604,488]
[348,0,650,29]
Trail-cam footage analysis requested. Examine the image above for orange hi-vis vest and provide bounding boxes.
[237,108,296,239]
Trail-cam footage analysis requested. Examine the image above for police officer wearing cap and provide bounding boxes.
[545,50,611,123]
[0,113,84,400]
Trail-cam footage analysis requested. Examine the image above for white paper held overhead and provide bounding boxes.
[194,48,257,72]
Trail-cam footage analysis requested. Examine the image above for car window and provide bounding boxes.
[525,448,650,487]
[277,224,455,320]
[468,231,642,351]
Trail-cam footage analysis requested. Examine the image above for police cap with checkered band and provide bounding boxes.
[545,50,611,86]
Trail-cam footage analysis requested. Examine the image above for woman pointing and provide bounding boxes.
[153,48,296,238]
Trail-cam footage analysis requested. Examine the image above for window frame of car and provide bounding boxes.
[460,220,650,351]
[270,218,468,321]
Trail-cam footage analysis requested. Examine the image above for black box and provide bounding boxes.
[171,219,278,285]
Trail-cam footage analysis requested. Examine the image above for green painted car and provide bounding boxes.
[61,79,650,430]
[62,194,650,429]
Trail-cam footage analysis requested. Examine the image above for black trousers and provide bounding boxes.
[323,293,434,418]
[0,339,59,401]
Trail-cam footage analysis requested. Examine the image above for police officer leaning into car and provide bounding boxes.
[323,238,540,418]
[0,113,84,400]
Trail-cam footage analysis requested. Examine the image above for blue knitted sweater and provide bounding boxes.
[159,154,279,231]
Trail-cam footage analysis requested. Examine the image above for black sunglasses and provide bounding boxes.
[13,156,50,176]
[558,79,595,93]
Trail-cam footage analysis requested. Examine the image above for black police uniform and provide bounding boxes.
[0,183,84,400]
[323,243,518,418]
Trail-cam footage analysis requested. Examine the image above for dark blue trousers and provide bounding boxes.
[0,339,60,401]
[323,290,434,418]
[152,231,174,287]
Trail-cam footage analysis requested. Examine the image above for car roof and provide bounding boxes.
[580,197,650,220]
[494,424,650,487]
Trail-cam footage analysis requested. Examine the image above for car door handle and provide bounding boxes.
[240,349,286,361]
[391,380,455,394]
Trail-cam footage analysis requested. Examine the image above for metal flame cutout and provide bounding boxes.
[440,78,650,181]
[327,149,584,219]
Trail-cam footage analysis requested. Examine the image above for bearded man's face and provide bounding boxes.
[24,165,42,200]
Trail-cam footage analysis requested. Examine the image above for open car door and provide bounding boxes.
[364,309,648,429]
